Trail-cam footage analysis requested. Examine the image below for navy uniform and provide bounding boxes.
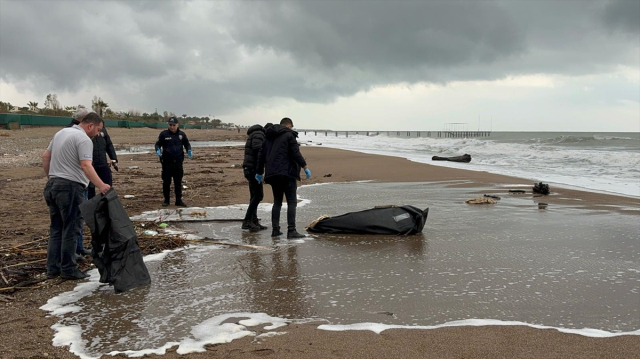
[88,126,118,199]
[155,117,192,207]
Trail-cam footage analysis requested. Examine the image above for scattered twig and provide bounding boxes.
[0,271,9,285]
[11,239,46,250]
[1,258,47,270]
[0,293,15,302]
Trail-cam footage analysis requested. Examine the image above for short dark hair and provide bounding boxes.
[81,112,104,126]
[280,117,293,127]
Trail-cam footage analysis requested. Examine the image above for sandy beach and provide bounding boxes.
[1,127,639,359]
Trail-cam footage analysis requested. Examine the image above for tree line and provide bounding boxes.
[0,94,225,128]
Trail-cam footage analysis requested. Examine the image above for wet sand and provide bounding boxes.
[1,127,639,358]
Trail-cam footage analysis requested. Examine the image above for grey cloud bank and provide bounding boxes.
[0,0,638,131]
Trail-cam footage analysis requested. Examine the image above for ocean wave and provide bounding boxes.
[299,132,640,197]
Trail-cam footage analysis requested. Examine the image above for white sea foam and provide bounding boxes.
[318,319,640,338]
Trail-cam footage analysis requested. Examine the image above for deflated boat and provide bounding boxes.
[306,205,429,235]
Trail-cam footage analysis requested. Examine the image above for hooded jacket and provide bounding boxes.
[242,124,266,170]
[257,124,307,183]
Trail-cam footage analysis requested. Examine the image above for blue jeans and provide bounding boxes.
[76,189,88,253]
[44,178,85,275]
[269,176,298,232]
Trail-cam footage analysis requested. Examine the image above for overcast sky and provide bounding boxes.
[1,0,638,131]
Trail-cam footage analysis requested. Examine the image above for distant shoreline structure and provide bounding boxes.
[297,129,492,138]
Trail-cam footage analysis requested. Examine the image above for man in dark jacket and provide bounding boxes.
[87,124,118,199]
[241,124,269,231]
[155,116,192,207]
[256,118,311,239]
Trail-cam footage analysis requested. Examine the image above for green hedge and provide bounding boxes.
[0,114,212,130]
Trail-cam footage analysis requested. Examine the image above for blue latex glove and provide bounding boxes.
[188,150,193,159]
[156,149,162,157]
[255,174,263,184]
[304,168,311,179]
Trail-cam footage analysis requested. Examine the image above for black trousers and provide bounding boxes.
[243,168,263,221]
[269,176,298,232]
[162,160,184,202]
[88,165,112,199]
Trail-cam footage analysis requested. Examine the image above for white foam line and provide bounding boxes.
[107,312,290,357]
[318,319,640,338]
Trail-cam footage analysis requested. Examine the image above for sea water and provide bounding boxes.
[298,131,640,197]
[41,181,640,358]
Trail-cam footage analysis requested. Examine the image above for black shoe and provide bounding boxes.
[162,201,170,207]
[175,200,187,207]
[47,272,60,279]
[75,254,86,262]
[78,248,92,256]
[287,231,306,239]
[271,228,283,237]
[61,270,89,280]
[252,218,268,230]
[242,220,261,232]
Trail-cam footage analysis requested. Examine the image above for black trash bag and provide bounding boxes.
[306,205,429,235]
[80,189,151,293]
[533,182,550,195]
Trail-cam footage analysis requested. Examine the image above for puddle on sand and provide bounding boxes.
[43,182,640,357]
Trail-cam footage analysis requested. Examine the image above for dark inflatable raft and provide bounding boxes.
[432,154,471,163]
[306,205,429,235]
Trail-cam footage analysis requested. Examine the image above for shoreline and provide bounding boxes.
[1,127,638,359]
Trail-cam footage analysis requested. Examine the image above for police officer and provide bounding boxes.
[155,116,192,207]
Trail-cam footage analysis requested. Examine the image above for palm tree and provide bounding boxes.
[92,96,109,117]
[27,101,38,112]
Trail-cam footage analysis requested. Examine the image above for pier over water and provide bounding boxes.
[299,122,490,138]
[298,130,491,138]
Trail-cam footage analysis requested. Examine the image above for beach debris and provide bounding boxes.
[483,194,501,200]
[123,195,135,199]
[158,223,168,228]
[128,166,139,169]
[143,230,158,236]
[466,197,497,204]
[189,210,208,217]
[509,189,526,194]
[432,154,471,163]
[538,203,549,209]
[323,174,332,177]
[533,182,550,195]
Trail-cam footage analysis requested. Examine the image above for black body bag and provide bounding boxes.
[306,205,429,235]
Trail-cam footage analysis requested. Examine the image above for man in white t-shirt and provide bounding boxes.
[42,112,111,280]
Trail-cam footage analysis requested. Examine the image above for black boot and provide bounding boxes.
[162,198,170,206]
[242,220,261,232]
[287,230,306,239]
[175,199,187,207]
[252,218,268,230]
[271,226,283,237]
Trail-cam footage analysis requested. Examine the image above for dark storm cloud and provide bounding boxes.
[0,0,637,116]
[601,0,640,33]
